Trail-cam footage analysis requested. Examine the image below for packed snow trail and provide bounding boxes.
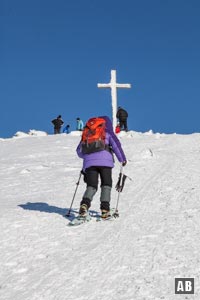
[0,131,200,300]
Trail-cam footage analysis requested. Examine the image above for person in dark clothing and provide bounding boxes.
[51,115,64,134]
[116,107,128,131]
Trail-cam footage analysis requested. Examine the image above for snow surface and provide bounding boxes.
[1,130,200,300]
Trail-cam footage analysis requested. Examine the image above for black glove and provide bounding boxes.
[122,161,127,166]
[115,173,127,192]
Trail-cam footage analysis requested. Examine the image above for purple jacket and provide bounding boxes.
[76,116,126,170]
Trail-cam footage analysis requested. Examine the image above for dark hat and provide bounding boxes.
[58,115,62,118]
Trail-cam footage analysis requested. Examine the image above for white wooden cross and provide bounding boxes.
[97,70,131,130]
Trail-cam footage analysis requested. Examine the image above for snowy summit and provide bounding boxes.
[0,130,200,299]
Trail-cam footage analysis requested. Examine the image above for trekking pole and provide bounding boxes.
[114,190,121,218]
[114,165,131,218]
[66,171,82,217]
[113,165,124,218]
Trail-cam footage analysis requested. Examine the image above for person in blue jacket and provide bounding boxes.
[76,116,127,219]
[76,118,84,131]
[63,124,70,134]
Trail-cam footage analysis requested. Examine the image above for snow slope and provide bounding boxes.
[0,130,200,300]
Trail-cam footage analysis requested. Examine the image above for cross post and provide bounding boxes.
[97,70,131,130]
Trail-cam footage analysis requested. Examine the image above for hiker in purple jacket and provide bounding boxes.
[76,116,127,219]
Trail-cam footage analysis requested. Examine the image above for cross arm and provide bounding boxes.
[97,83,111,88]
[116,84,131,88]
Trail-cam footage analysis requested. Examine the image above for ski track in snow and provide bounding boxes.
[0,132,200,299]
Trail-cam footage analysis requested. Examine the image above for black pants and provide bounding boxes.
[85,166,112,189]
[119,119,128,131]
[81,166,112,211]
[54,128,61,134]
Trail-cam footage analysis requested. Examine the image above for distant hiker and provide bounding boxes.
[76,118,84,131]
[63,124,70,134]
[116,107,128,131]
[51,115,64,134]
[76,116,127,219]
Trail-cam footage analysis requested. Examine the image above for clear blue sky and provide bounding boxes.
[1,0,200,137]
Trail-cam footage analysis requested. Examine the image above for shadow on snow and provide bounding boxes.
[18,202,77,220]
[18,202,99,221]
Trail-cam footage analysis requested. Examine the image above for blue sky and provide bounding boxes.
[1,0,200,137]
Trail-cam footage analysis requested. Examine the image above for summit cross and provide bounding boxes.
[97,70,131,130]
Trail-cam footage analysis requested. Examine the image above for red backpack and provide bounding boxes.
[81,117,106,154]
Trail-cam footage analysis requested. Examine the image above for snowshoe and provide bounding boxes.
[101,209,112,219]
[68,212,92,226]
[96,208,118,222]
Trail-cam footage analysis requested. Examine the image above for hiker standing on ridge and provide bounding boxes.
[76,118,84,131]
[63,124,70,134]
[116,106,128,131]
[51,115,64,134]
[76,115,127,220]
